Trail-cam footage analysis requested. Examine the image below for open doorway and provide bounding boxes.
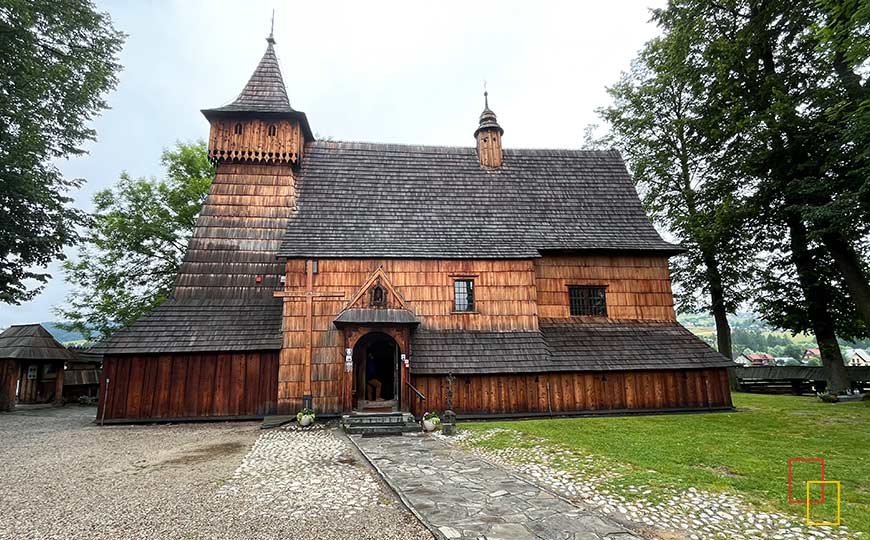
[352,332,398,411]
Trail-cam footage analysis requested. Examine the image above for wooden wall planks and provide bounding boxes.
[97,351,278,421]
[535,255,676,320]
[276,256,681,413]
[0,359,17,411]
[409,368,732,416]
[278,258,541,413]
[277,255,680,413]
[477,129,503,168]
[208,119,304,165]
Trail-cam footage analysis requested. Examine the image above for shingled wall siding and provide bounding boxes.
[278,258,540,413]
[277,256,682,414]
[409,368,732,416]
[98,351,278,421]
[536,255,676,320]
[174,162,296,299]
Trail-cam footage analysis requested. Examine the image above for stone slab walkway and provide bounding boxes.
[352,433,643,540]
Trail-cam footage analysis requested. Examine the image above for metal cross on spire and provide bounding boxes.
[267,9,276,44]
[484,81,490,109]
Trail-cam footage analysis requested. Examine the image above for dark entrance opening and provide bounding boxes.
[353,332,399,411]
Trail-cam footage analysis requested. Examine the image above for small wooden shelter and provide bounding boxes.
[64,345,103,402]
[0,324,76,410]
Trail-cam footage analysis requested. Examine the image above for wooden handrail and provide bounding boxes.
[405,381,426,401]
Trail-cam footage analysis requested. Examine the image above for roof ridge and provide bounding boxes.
[307,139,622,157]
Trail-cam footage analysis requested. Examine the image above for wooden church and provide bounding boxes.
[95,32,733,422]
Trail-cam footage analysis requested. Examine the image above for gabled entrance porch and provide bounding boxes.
[336,319,417,413]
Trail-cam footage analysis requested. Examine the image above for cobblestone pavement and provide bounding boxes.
[352,432,644,540]
[0,407,431,540]
[452,428,855,540]
[218,423,432,539]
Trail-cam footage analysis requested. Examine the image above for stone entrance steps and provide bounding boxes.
[341,411,420,436]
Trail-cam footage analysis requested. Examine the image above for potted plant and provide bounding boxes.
[297,408,316,426]
[422,411,441,432]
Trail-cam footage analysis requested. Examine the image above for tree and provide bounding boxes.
[57,141,214,341]
[653,0,869,393]
[810,0,870,328]
[598,32,753,362]
[0,0,124,303]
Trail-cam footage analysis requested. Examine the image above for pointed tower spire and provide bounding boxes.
[474,88,504,168]
[202,27,314,166]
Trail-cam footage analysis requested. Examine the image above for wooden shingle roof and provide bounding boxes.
[0,324,76,361]
[539,319,732,372]
[94,299,282,354]
[409,320,731,375]
[201,39,314,140]
[279,142,680,259]
[334,309,419,326]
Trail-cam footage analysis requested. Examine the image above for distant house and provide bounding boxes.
[736,353,774,366]
[803,348,821,361]
[847,349,870,367]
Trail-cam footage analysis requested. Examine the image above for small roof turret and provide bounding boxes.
[474,91,504,138]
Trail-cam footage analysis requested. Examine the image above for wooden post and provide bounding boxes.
[0,360,16,412]
[304,259,313,402]
[54,362,65,406]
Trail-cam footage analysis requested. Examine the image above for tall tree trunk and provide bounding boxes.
[706,257,733,359]
[702,250,738,389]
[787,214,850,393]
[747,12,850,393]
[821,231,870,329]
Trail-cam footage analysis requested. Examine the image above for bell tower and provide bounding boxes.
[175,28,313,300]
[201,30,314,166]
[474,91,504,168]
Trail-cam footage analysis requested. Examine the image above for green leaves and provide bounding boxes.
[598,24,753,358]
[57,141,214,341]
[0,0,124,304]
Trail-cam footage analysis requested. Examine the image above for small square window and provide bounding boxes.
[568,286,607,316]
[454,279,475,312]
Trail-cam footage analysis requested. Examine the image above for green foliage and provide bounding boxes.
[461,393,870,534]
[296,408,315,422]
[56,141,214,340]
[623,0,870,380]
[597,32,752,318]
[0,0,124,303]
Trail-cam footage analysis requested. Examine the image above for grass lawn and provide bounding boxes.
[460,393,870,534]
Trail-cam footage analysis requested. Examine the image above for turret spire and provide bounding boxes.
[474,88,504,168]
[267,10,275,44]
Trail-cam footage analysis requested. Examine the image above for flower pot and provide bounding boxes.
[299,415,314,427]
[422,419,438,432]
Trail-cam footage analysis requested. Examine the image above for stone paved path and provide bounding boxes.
[352,433,643,540]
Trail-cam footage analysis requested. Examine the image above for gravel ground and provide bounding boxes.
[0,406,432,540]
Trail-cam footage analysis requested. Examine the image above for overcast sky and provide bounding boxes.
[2,0,666,329]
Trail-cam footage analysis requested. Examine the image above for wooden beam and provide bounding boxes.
[54,363,64,406]
[305,260,313,397]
